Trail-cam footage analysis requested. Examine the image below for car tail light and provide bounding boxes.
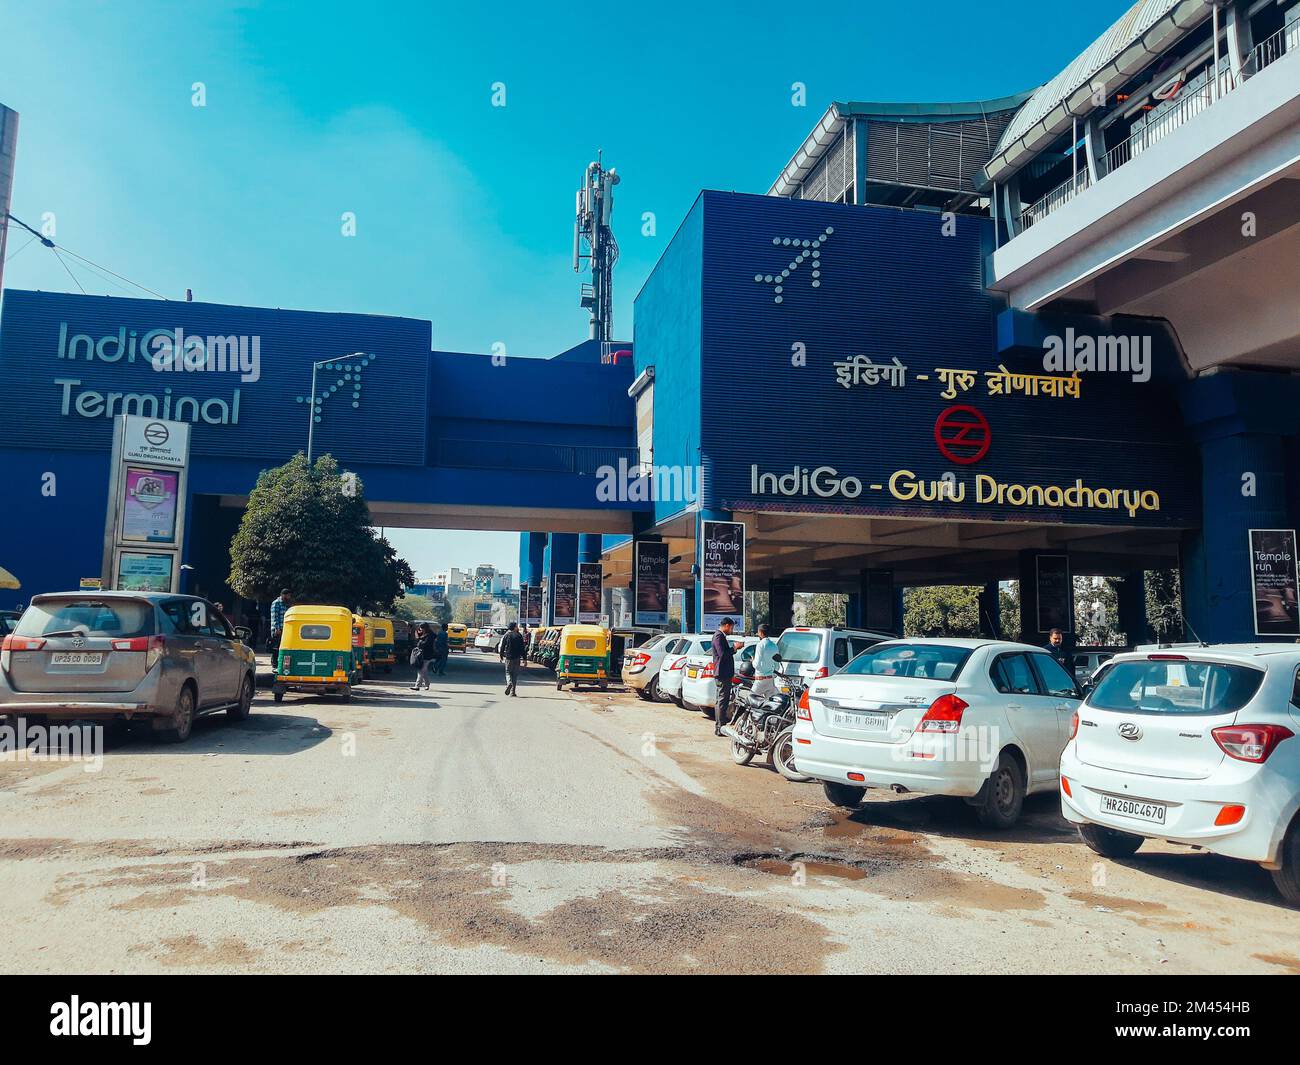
[667,658,684,671]
[796,689,811,720]
[813,666,829,679]
[111,634,167,669]
[1214,804,1246,827]
[1147,653,1187,661]
[918,694,968,734]
[701,663,715,678]
[632,652,651,667]
[1212,724,1293,763]
[1069,711,1079,740]
[1060,776,1072,797]
[1,635,46,652]
[847,772,865,782]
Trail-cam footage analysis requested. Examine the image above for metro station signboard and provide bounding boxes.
[680,191,1199,528]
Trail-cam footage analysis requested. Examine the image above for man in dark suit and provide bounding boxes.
[711,617,736,736]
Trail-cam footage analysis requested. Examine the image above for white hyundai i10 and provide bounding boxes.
[792,638,1082,828]
[1060,645,1300,905]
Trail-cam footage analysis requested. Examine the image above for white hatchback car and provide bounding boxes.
[680,637,759,714]
[622,633,678,700]
[774,626,893,683]
[793,639,1083,827]
[1060,645,1300,905]
[656,635,710,706]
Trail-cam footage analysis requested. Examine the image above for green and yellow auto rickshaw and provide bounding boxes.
[446,622,468,652]
[273,605,357,703]
[555,624,611,691]
[369,616,396,673]
[352,613,373,679]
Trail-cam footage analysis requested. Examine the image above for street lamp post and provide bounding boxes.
[306,352,366,463]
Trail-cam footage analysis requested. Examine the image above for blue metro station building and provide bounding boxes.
[1,0,1298,646]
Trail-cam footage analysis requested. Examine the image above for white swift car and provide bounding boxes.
[793,639,1082,828]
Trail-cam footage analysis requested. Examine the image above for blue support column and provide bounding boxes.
[1115,570,1146,646]
[1179,372,1300,643]
[845,592,863,628]
[769,578,795,632]
[544,533,578,625]
[519,532,547,587]
[578,534,603,564]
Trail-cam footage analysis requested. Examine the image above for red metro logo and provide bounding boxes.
[934,405,991,465]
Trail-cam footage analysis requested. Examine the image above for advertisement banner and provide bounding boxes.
[114,550,175,593]
[1035,555,1072,633]
[1250,529,1300,636]
[121,467,179,544]
[525,585,542,626]
[634,541,669,627]
[701,520,745,633]
[578,563,603,624]
[552,573,577,625]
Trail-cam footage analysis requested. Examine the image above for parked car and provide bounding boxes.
[622,633,679,700]
[1060,645,1300,905]
[1072,648,1120,685]
[656,634,711,706]
[774,625,894,683]
[475,626,508,652]
[793,638,1083,828]
[680,636,759,714]
[0,591,256,743]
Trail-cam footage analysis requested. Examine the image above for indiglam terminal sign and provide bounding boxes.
[0,290,431,466]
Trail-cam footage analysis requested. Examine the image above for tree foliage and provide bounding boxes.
[228,452,414,612]
[1146,568,1183,642]
[797,593,845,628]
[904,586,981,637]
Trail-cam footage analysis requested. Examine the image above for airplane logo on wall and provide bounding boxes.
[753,227,833,304]
[295,354,377,425]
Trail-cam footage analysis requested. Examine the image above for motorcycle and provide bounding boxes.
[721,655,812,782]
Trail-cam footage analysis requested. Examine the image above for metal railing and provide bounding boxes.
[435,438,639,476]
[1019,24,1295,232]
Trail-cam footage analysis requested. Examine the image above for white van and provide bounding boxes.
[773,626,893,682]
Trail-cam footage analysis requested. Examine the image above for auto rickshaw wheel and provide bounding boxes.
[556,680,565,691]
[339,687,352,703]
[273,690,284,704]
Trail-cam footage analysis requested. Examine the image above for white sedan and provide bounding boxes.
[680,637,759,715]
[793,638,1082,828]
[1061,645,1300,905]
[656,635,710,706]
[622,633,681,701]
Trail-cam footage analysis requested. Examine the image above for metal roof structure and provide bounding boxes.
[985,0,1215,184]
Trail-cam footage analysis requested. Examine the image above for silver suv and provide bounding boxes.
[0,592,256,743]
[773,625,894,682]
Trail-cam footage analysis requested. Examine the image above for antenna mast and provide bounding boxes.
[573,153,620,342]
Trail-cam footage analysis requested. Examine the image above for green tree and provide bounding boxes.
[1074,576,1122,645]
[228,452,414,612]
[998,583,1021,642]
[798,593,845,627]
[392,593,437,622]
[1146,568,1183,642]
[904,586,981,637]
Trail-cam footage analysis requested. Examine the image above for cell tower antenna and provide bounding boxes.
[572,154,620,342]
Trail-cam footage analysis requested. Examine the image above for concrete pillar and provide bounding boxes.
[856,568,896,633]
[1179,372,1300,643]
[845,592,863,628]
[769,578,795,632]
[978,582,1001,639]
[683,586,697,634]
[1115,570,1146,646]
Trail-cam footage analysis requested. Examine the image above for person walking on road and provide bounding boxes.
[432,624,450,676]
[269,589,291,652]
[410,624,436,691]
[711,617,737,736]
[499,621,526,697]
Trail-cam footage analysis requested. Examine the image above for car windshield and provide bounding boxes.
[776,631,822,663]
[838,642,973,681]
[1088,659,1264,715]
[18,598,155,639]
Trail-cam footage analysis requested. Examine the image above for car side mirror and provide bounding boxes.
[234,626,252,641]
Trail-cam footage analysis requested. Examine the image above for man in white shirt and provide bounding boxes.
[752,623,780,698]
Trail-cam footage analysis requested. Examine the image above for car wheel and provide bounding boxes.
[1271,820,1300,907]
[1078,822,1145,860]
[976,754,1025,829]
[823,781,866,808]
[645,677,659,701]
[228,675,254,720]
[158,684,195,744]
[772,726,813,782]
[634,686,652,701]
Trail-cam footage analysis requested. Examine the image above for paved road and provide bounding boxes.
[2,652,1299,974]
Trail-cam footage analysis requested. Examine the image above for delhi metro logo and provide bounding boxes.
[143,422,170,446]
[934,405,990,465]
[753,227,832,304]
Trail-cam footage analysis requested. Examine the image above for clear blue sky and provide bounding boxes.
[1,0,1123,576]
